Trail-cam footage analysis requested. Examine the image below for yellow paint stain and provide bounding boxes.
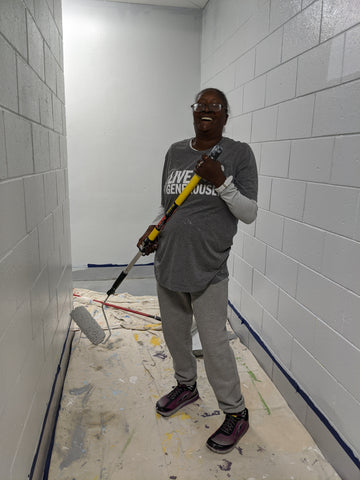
[145,323,160,329]
[165,432,173,441]
[180,412,190,420]
[133,333,139,342]
[172,410,189,420]
[150,336,161,346]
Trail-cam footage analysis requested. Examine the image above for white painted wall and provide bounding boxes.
[63,0,201,267]
[1,1,354,478]
[0,0,72,478]
[201,0,360,473]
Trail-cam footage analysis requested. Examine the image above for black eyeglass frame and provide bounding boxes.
[191,103,226,112]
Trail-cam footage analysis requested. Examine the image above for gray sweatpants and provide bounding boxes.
[157,279,245,414]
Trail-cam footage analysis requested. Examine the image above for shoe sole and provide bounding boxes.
[206,422,249,454]
[156,392,200,417]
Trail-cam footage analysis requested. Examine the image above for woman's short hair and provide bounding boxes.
[195,88,229,114]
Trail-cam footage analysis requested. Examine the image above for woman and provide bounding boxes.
[138,88,258,453]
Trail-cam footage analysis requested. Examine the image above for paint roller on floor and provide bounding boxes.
[71,144,223,345]
[70,306,107,345]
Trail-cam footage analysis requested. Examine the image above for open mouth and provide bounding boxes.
[200,116,213,121]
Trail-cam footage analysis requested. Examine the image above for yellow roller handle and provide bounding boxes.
[175,173,202,206]
[147,228,161,242]
[145,144,223,244]
[147,173,201,242]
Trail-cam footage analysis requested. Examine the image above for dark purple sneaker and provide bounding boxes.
[156,383,199,417]
[206,408,249,453]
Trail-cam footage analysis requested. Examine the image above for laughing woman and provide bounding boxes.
[138,87,258,453]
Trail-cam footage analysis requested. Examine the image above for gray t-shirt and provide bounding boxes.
[154,137,258,292]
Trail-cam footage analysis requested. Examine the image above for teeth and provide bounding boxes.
[201,117,212,121]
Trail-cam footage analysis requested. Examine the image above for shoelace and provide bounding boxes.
[168,385,191,400]
[220,414,241,435]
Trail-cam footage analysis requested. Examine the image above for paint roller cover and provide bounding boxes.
[70,306,105,345]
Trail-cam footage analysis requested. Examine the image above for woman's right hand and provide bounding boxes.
[137,225,158,255]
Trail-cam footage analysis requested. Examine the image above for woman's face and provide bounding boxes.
[193,90,228,139]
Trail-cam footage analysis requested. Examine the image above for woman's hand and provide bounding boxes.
[137,225,158,255]
[194,154,226,188]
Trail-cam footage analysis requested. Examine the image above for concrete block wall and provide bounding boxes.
[0,0,72,478]
[201,0,360,478]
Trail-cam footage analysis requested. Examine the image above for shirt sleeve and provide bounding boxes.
[215,177,258,224]
[216,142,258,224]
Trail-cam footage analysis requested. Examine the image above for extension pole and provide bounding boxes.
[106,144,223,297]
[73,293,161,321]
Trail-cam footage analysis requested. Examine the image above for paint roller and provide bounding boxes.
[71,144,223,344]
[70,306,107,345]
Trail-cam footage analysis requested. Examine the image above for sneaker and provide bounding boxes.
[156,383,199,417]
[206,408,249,453]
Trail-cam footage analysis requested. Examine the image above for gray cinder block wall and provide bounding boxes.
[201,1,360,478]
[1,0,359,479]
[0,0,72,479]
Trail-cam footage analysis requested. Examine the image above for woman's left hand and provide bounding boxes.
[195,154,226,188]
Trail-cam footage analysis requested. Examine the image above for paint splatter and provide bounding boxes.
[60,421,86,469]
[129,376,138,384]
[90,365,103,371]
[145,323,160,329]
[69,384,92,396]
[247,368,261,383]
[69,384,94,406]
[218,459,232,471]
[258,392,271,415]
[180,412,190,420]
[150,335,161,346]
[236,446,243,455]
[257,444,266,452]
[201,410,220,417]
[169,476,177,479]
[154,351,167,360]
[120,429,135,456]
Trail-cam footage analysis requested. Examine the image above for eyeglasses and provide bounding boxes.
[191,103,224,112]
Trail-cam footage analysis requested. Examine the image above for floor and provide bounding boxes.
[47,269,341,480]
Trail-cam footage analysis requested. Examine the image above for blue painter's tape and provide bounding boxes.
[32,321,73,479]
[228,300,360,470]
